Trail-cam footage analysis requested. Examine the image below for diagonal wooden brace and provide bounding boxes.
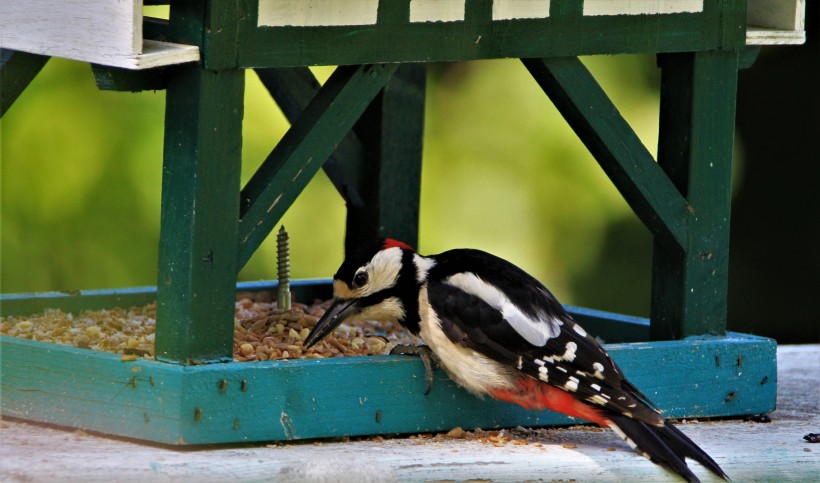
[254,67,367,209]
[522,57,689,252]
[237,63,399,270]
[0,49,49,118]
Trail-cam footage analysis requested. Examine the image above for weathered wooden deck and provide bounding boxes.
[1,344,817,482]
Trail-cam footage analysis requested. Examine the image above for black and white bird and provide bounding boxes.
[305,239,728,482]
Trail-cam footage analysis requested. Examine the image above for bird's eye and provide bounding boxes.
[353,271,369,288]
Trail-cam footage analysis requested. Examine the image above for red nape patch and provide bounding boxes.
[490,378,610,427]
[383,239,414,252]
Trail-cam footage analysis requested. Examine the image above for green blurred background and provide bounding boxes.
[1,8,817,343]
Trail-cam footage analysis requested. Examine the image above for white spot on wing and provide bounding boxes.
[561,342,577,362]
[573,324,587,337]
[444,272,560,346]
[587,395,608,405]
[565,376,579,392]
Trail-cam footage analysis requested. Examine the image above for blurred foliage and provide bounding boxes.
[1,56,659,311]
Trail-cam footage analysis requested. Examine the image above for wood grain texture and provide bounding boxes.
[156,4,246,364]
[0,0,141,64]
[0,330,776,445]
[651,51,739,341]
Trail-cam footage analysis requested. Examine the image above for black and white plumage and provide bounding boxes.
[305,239,728,482]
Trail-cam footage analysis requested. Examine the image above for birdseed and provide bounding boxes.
[0,292,416,362]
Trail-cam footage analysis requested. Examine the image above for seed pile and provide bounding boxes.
[1,292,416,362]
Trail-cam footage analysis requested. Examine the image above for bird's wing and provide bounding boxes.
[427,251,663,426]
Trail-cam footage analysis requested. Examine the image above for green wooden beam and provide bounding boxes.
[522,57,689,252]
[237,63,399,270]
[155,2,245,365]
[344,63,426,255]
[1,331,776,445]
[650,51,739,340]
[91,64,168,92]
[253,67,367,208]
[238,0,744,68]
[0,49,49,118]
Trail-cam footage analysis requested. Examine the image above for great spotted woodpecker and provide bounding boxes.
[305,239,728,482]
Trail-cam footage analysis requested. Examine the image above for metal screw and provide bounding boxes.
[277,226,292,310]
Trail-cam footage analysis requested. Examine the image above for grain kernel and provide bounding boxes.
[239,343,254,356]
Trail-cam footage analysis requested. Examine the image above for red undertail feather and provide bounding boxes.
[489,378,611,427]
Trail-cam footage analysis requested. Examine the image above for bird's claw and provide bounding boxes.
[390,344,439,395]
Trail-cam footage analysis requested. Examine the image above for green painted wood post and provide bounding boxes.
[155,1,245,364]
[345,64,426,254]
[0,49,49,118]
[650,51,739,340]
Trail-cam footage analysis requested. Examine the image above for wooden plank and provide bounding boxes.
[0,1,197,69]
[91,63,168,92]
[239,1,739,67]
[0,280,333,318]
[237,63,399,270]
[747,0,805,31]
[522,57,689,252]
[3,345,812,482]
[0,331,777,445]
[651,51,739,340]
[746,27,806,45]
[156,2,245,365]
[0,49,49,118]
[0,0,141,66]
[343,63,426,255]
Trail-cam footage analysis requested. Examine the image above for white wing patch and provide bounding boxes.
[444,272,560,347]
[413,254,437,283]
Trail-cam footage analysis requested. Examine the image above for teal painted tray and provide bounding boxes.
[0,281,776,445]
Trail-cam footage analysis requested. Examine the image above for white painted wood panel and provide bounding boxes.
[0,0,199,69]
[493,0,551,20]
[410,0,465,23]
[0,0,142,63]
[583,0,704,16]
[257,0,379,27]
[748,0,805,30]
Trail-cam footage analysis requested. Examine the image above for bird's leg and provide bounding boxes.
[390,345,439,395]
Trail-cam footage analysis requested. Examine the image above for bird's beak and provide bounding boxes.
[304,298,360,348]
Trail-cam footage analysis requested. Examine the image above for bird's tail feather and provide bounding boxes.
[607,414,729,482]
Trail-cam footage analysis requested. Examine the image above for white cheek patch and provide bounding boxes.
[444,272,560,347]
[356,247,403,297]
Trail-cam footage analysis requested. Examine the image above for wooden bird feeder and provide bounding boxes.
[0,0,806,445]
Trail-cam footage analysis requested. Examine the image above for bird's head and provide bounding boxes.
[304,239,420,348]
